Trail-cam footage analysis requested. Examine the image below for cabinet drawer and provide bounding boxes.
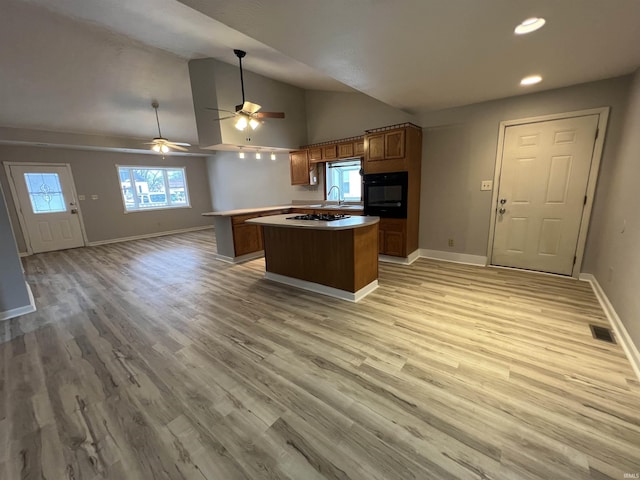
[231,213,259,225]
[290,208,314,214]
[378,217,406,232]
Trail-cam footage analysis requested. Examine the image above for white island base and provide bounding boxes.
[265,272,379,302]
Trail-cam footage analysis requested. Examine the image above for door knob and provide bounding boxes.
[498,207,506,215]
[71,208,78,214]
[499,198,507,205]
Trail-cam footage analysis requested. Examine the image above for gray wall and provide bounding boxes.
[417,75,632,256]
[0,181,30,315]
[207,151,323,211]
[582,68,640,348]
[305,90,416,144]
[0,145,213,252]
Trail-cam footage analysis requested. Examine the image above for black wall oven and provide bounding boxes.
[363,171,408,218]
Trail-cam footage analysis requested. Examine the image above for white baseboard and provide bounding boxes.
[379,249,420,265]
[87,225,213,247]
[215,250,264,264]
[264,272,378,303]
[579,273,640,383]
[0,281,36,321]
[420,249,488,266]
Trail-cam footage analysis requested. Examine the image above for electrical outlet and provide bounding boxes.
[91,194,99,200]
[448,238,454,247]
[481,180,493,191]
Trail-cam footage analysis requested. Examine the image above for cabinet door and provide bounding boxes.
[323,144,338,160]
[354,139,365,156]
[384,130,405,159]
[233,224,262,256]
[384,231,405,256]
[338,142,354,158]
[378,218,406,256]
[290,150,310,185]
[378,228,385,254]
[309,147,323,163]
[366,134,385,161]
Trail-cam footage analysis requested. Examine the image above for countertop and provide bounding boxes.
[202,204,364,217]
[246,214,379,231]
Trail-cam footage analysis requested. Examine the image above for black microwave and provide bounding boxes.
[363,171,408,218]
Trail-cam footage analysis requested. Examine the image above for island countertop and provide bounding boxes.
[246,214,379,231]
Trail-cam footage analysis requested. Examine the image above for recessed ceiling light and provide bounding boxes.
[515,17,546,35]
[520,75,542,86]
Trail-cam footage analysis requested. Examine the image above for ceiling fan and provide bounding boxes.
[146,101,191,153]
[208,49,285,130]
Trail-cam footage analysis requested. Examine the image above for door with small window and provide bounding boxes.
[7,164,85,253]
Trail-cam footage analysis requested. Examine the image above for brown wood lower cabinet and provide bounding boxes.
[378,218,406,256]
[232,223,263,256]
[261,223,378,293]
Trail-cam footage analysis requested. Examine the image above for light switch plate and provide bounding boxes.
[78,195,86,201]
[91,194,99,200]
[481,180,493,191]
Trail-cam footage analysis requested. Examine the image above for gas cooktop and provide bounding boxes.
[286,214,351,222]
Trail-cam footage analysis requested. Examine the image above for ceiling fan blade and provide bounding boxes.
[171,142,191,147]
[212,115,236,122]
[254,111,285,119]
[168,144,188,152]
[206,107,235,114]
[242,101,262,114]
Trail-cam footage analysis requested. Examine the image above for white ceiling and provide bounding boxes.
[1,0,640,147]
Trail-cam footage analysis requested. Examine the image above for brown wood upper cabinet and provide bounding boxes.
[290,150,311,185]
[366,129,405,161]
[308,147,323,164]
[354,138,365,156]
[337,142,354,159]
[323,144,338,161]
[364,126,421,174]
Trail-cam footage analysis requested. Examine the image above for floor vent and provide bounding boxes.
[589,324,616,344]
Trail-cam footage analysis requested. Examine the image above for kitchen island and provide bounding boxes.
[246,214,379,302]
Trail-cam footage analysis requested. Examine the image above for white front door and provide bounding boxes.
[8,164,85,253]
[491,115,599,275]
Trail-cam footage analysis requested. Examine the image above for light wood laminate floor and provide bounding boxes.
[2,230,639,480]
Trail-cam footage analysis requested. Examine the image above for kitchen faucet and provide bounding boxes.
[327,185,343,205]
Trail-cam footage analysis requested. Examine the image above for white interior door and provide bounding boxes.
[491,115,599,275]
[8,164,85,253]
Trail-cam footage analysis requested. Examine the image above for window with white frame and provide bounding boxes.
[325,159,362,202]
[117,166,190,212]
